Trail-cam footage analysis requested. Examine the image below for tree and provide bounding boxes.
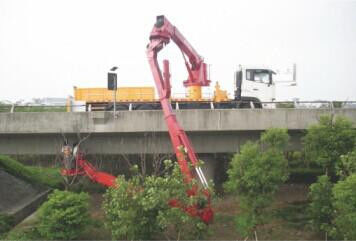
[331,174,356,240]
[336,148,356,179]
[304,115,356,175]
[37,190,90,240]
[261,127,290,150]
[308,175,333,234]
[103,161,211,240]
[224,128,289,237]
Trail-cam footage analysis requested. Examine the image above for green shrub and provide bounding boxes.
[261,127,290,150]
[6,227,41,240]
[225,128,289,236]
[234,213,257,238]
[331,174,356,240]
[303,115,356,175]
[103,161,211,240]
[37,190,90,240]
[287,151,304,167]
[336,148,356,179]
[308,175,333,233]
[0,214,14,236]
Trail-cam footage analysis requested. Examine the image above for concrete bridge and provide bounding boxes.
[0,108,355,156]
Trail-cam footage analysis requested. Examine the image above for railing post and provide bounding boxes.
[330,101,334,109]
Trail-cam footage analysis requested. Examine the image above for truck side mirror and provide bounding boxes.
[108,73,117,90]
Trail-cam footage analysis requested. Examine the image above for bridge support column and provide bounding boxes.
[199,155,218,184]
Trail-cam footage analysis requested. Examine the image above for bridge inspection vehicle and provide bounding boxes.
[61,15,214,224]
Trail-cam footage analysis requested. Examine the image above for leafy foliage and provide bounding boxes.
[336,148,356,179]
[5,227,41,240]
[224,128,290,236]
[303,115,356,175]
[331,174,356,240]
[306,115,356,239]
[261,128,290,150]
[234,213,257,238]
[103,160,211,240]
[37,190,90,240]
[308,175,333,233]
[0,214,14,236]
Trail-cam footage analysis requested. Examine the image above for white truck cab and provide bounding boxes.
[235,64,296,107]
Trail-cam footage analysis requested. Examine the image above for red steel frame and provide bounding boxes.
[147,15,213,223]
[61,151,116,188]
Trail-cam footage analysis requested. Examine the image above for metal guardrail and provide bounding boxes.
[0,101,355,113]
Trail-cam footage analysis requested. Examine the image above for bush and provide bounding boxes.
[336,148,356,179]
[261,127,290,150]
[37,190,90,240]
[0,214,14,236]
[103,161,211,240]
[287,151,304,167]
[224,128,289,236]
[331,174,356,240]
[6,227,41,240]
[303,115,356,175]
[308,175,333,233]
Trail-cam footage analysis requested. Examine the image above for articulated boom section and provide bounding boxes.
[61,151,116,188]
[147,15,213,223]
[149,15,210,88]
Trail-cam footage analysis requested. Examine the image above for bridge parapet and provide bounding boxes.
[0,109,355,134]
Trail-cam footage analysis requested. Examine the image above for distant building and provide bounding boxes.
[25,97,67,106]
[0,100,13,105]
[39,98,67,106]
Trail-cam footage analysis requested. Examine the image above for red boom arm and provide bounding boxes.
[61,148,116,188]
[147,15,213,223]
[149,15,210,87]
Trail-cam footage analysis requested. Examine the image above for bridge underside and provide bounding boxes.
[0,130,303,155]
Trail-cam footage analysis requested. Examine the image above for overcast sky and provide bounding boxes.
[0,0,355,102]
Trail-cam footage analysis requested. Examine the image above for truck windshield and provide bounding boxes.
[246,69,272,84]
[254,72,270,82]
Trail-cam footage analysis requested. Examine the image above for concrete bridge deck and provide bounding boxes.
[0,109,355,155]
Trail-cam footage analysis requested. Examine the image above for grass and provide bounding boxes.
[0,105,11,112]
[0,105,66,113]
[14,106,66,112]
[0,155,63,189]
